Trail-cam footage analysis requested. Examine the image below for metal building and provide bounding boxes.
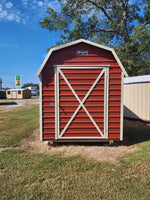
[36,39,128,142]
[124,75,150,122]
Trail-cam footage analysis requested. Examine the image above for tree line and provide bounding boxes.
[22,83,39,89]
[39,0,150,76]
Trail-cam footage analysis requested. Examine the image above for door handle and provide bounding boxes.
[59,105,63,110]
[59,105,67,115]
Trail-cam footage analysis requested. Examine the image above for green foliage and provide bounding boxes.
[115,22,150,75]
[22,83,39,89]
[39,0,150,76]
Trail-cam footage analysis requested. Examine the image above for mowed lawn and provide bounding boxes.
[0,105,39,147]
[0,105,150,200]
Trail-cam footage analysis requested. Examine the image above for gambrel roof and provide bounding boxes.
[36,39,128,77]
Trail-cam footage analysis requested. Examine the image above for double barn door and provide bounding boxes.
[55,65,109,140]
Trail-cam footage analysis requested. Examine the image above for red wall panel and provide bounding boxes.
[58,68,104,138]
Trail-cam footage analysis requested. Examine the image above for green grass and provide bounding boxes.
[0,106,149,199]
[0,105,39,147]
[0,145,149,200]
[120,128,150,166]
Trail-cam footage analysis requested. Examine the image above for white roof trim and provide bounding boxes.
[36,38,128,77]
[6,88,29,91]
[124,75,150,84]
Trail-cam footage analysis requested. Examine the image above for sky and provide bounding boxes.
[0,0,61,88]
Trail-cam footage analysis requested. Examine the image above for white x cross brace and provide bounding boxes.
[58,68,105,138]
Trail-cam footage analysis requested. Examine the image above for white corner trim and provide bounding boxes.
[104,67,109,139]
[39,74,43,141]
[55,65,109,140]
[54,66,59,140]
[58,68,105,138]
[36,39,128,77]
[111,49,128,77]
[120,72,124,141]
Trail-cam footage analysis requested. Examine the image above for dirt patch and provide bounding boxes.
[0,98,39,111]
[20,120,144,164]
[20,133,138,164]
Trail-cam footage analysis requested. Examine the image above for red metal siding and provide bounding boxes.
[59,68,104,138]
[41,42,122,140]
[42,66,55,140]
[108,68,121,139]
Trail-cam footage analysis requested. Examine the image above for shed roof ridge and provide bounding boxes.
[50,39,113,52]
[36,39,128,77]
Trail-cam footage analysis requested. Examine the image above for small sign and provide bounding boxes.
[16,76,21,86]
[76,50,88,55]
[50,101,54,105]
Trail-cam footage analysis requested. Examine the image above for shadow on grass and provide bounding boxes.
[0,102,18,106]
[49,119,150,148]
[123,118,150,146]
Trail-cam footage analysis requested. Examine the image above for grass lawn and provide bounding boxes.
[0,105,39,147]
[0,105,150,200]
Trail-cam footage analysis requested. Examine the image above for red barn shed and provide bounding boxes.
[36,39,128,142]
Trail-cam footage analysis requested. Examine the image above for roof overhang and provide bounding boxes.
[7,88,29,91]
[36,39,128,77]
[124,75,150,84]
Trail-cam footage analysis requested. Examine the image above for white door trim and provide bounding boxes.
[55,65,109,140]
[59,68,105,138]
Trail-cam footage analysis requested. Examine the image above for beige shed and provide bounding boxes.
[6,88,31,99]
[124,75,150,122]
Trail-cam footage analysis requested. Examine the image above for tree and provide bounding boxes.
[39,0,150,76]
[22,83,39,89]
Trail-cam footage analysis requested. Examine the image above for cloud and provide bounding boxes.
[0,0,61,25]
[0,1,26,24]
[0,43,19,48]
[30,0,61,12]
[7,13,21,23]
[5,2,13,9]
[37,1,43,7]
[0,10,24,24]
[44,0,61,11]
[21,0,28,6]
[0,10,7,18]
